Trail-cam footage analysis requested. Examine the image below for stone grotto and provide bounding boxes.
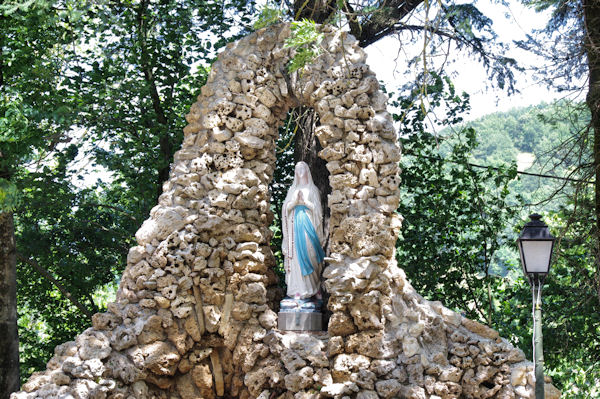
[11,22,561,399]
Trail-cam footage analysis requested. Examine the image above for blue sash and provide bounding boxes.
[294,205,325,276]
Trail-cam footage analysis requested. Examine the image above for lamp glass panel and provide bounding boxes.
[521,240,552,273]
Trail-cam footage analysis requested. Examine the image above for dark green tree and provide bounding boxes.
[0,1,85,394]
[542,195,600,397]
[71,0,254,208]
[14,145,137,377]
[517,0,600,296]
[5,0,256,383]
[393,73,520,325]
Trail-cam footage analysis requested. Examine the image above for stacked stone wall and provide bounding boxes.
[12,23,559,399]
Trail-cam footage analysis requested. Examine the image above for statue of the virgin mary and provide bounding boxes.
[281,161,325,307]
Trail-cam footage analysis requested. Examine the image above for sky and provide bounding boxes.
[365,0,583,121]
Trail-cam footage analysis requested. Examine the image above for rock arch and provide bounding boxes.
[12,23,557,399]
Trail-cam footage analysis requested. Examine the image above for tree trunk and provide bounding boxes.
[293,0,337,22]
[292,107,331,238]
[136,0,172,201]
[584,0,600,300]
[0,211,19,398]
[0,19,19,397]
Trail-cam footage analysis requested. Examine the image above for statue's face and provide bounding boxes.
[296,163,309,184]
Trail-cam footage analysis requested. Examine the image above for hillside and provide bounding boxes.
[442,100,591,209]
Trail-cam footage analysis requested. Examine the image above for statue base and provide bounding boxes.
[278,311,322,331]
[278,296,323,331]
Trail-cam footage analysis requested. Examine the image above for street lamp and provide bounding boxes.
[517,214,555,399]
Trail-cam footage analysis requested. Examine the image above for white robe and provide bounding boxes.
[281,163,324,299]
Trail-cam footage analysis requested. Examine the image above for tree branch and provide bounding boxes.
[462,268,487,322]
[16,253,94,319]
[136,0,172,200]
[294,0,338,23]
[349,0,424,47]
[83,202,138,221]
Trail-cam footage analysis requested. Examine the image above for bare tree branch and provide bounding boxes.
[16,253,94,320]
[346,0,424,47]
[83,202,138,221]
[136,0,172,201]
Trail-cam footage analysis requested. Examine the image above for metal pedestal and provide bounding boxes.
[278,311,322,331]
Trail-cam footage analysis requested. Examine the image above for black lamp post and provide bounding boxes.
[517,214,555,399]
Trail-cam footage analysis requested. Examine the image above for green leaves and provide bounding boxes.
[0,179,20,212]
[253,3,284,30]
[0,93,28,143]
[0,0,40,15]
[399,73,598,395]
[284,19,324,73]
[286,19,323,48]
[3,0,257,381]
[395,74,519,325]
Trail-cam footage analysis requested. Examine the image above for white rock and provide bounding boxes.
[402,336,420,358]
[135,206,187,245]
[77,329,111,361]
